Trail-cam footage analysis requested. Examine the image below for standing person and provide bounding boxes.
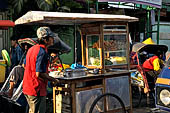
[23,27,59,113]
[10,37,23,70]
[142,50,164,91]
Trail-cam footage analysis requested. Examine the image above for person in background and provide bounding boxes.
[8,39,36,98]
[47,51,64,92]
[142,50,164,91]
[10,36,23,70]
[23,27,59,113]
[48,52,62,72]
[143,50,164,79]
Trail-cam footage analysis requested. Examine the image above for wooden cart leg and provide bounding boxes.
[128,108,133,113]
[71,84,76,113]
[53,87,56,113]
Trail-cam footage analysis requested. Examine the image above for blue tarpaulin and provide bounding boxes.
[70,63,86,69]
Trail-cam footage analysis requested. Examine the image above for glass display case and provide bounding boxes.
[81,23,130,73]
[87,35,100,66]
[104,34,127,65]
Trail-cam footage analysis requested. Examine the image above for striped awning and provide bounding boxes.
[18,38,37,47]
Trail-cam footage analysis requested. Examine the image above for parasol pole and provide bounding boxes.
[74,23,77,64]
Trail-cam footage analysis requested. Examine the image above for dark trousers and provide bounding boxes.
[145,70,159,91]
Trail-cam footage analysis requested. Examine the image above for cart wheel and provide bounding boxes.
[132,85,142,108]
[89,93,126,113]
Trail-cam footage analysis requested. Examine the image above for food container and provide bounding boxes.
[64,68,87,78]
[49,71,64,78]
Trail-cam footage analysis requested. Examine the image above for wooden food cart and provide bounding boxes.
[14,11,138,113]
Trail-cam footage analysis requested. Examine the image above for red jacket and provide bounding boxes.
[23,44,48,96]
[142,56,158,71]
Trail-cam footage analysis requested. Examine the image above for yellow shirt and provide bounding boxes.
[153,58,163,71]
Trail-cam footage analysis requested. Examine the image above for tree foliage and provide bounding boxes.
[7,0,95,64]
[8,0,91,18]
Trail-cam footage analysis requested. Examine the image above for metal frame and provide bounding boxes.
[90,1,161,44]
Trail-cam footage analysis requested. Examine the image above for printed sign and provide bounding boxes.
[98,0,162,8]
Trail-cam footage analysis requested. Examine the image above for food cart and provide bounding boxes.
[14,11,138,113]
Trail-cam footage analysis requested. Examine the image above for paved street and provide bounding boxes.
[133,107,169,113]
[132,97,169,113]
[0,83,169,113]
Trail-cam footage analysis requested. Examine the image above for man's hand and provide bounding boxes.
[52,79,60,86]
[36,72,60,86]
[144,87,149,93]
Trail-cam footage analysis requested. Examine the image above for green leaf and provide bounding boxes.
[37,0,53,11]
[8,0,28,14]
[63,1,83,9]
[45,0,54,5]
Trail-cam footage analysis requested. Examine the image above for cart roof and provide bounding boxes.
[14,11,138,25]
[138,44,168,54]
